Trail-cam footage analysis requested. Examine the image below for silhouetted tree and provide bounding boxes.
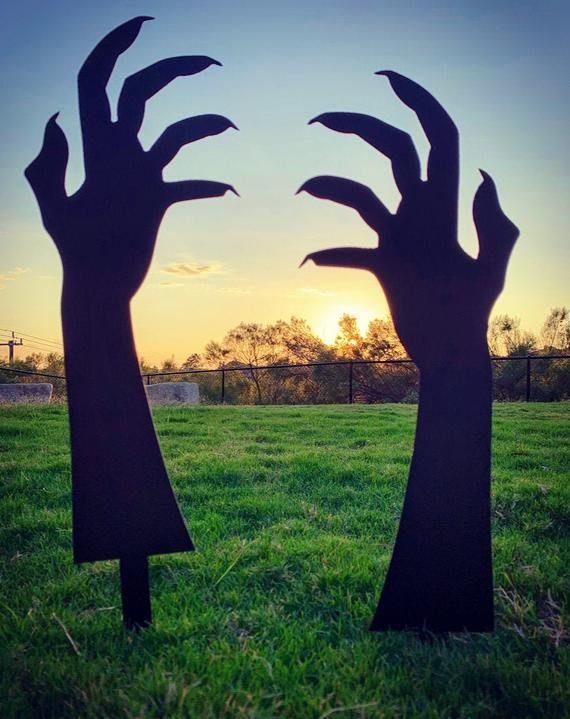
[540,307,570,352]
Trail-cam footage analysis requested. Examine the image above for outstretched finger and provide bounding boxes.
[300,247,377,272]
[296,176,391,237]
[377,71,458,209]
[309,112,421,197]
[164,180,239,206]
[79,16,152,170]
[473,170,519,290]
[149,115,238,169]
[118,56,222,134]
[24,114,68,237]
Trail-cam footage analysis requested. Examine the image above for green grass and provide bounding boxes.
[1,403,569,718]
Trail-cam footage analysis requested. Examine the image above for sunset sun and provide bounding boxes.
[314,303,379,344]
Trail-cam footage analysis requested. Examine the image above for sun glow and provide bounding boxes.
[314,303,379,345]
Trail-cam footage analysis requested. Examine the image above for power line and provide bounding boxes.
[0,328,63,349]
[0,331,23,365]
[15,343,62,354]
[0,328,62,345]
[20,334,62,348]
[0,334,62,351]
[0,329,64,364]
[15,336,61,349]
[0,341,62,354]
[7,336,62,351]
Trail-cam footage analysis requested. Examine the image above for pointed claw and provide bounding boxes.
[376,69,458,213]
[473,170,518,290]
[375,70,458,145]
[25,114,69,236]
[79,16,153,115]
[165,180,239,205]
[79,17,154,171]
[307,111,421,197]
[299,247,377,272]
[474,170,519,243]
[295,176,390,236]
[118,56,225,134]
[25,114,69,195]
[149,115,239,168]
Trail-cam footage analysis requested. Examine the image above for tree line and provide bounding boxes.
[2,308,569,403]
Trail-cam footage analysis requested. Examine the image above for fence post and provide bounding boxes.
[221,368,225,404]
[146,375,151,386]
[348,361,354,404]
[526,356,531,402]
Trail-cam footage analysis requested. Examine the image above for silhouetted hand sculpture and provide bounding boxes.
[299,72,518,631]
[25,17,237,628]
[26,16,236,301]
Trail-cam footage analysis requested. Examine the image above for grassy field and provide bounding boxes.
[0,403,569,718]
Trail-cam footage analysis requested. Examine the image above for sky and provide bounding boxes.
[1,0,568,363]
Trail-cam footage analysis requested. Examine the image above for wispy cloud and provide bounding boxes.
[298,287,336,298]
[157,281,185,288]
[216,287,252,296]
[0,267,29,289]
[161,261,221,278]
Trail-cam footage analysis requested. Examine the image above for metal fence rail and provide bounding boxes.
[1,354,569,404]
[144,357,414,404]
[0,366,67,380]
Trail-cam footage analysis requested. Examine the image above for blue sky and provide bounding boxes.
[1,0,568,361]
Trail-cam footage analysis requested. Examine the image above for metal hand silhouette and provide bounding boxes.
[26,16,236,300]
[299,71,518,371]
[25,17,237,629]
[299,72,518,631]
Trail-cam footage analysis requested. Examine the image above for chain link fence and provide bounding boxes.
[4,354,568,404]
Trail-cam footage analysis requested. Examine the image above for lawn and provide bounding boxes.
[0,403,569,718]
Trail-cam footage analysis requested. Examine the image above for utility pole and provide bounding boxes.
[1,331,23,365]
